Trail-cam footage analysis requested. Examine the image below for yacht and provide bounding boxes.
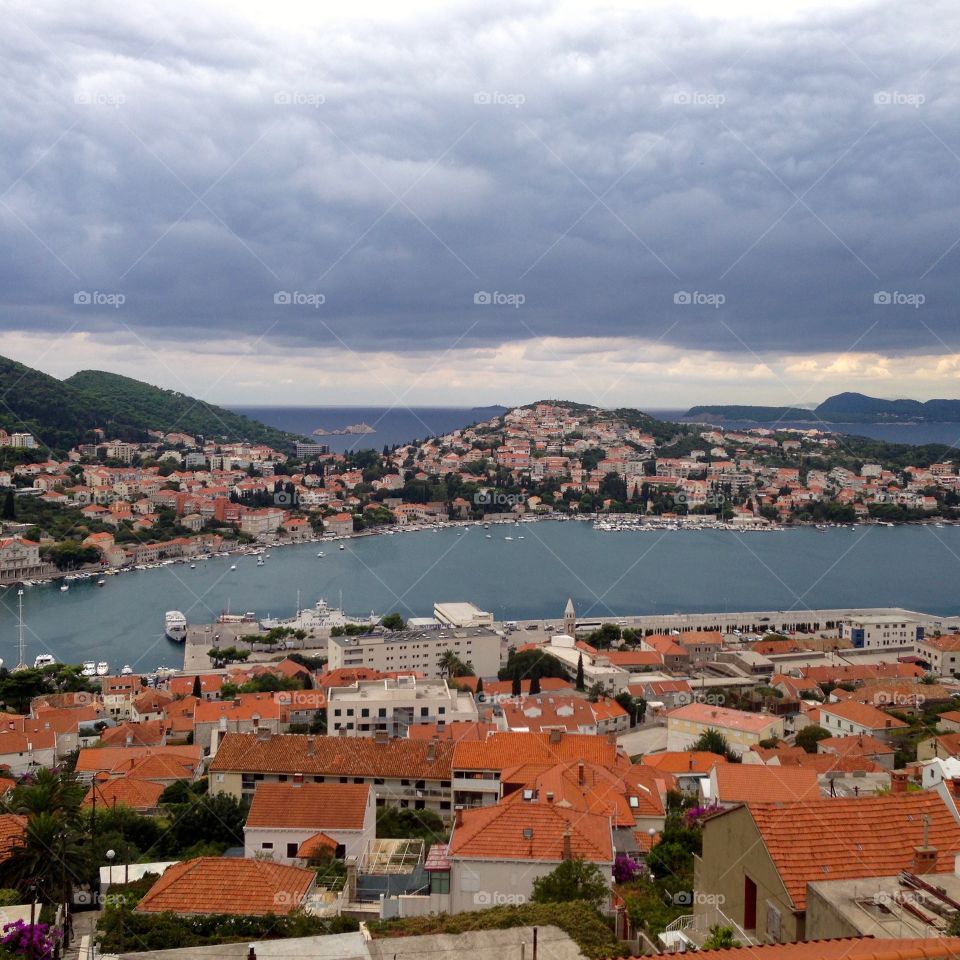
[164,611,188,643]
[230,563,237,570]
[120,664,133,675]
[60,584,68,592]
[339,544,345,551]
[256,557,265,566]
[33,654,56,670]
[82,661,96,677]
[97,578,106,587]
[96,661,110,676]
[317,551,325,558]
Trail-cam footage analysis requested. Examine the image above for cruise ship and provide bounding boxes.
[165,610,188,642]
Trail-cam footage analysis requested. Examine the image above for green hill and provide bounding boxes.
[0,354,299,452]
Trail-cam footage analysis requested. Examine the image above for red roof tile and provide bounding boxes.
[246,782,369,830]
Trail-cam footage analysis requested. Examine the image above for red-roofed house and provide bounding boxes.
[243,782,375,862]
[819,701,909,741]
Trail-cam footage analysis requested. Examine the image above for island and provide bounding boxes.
[313,422,377,437]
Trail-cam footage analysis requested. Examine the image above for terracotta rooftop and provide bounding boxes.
[194,692,283,723]
[641,751,727,774]
[75,744,201,776]
[666,703,780,733]
[210,732,455,780]
[297,831,338,859]
[406,722,498,742]
[713,764,819,803]
[0,814,26,862]
[246,782,369,831]
[819,734,896,757]
[625,937,960,960]
[82,777,165,812]
[820,701,909,730]
[450,791,613,863]
[100,719,165,747]
[451,731,619,771]
[743,793,960,910]
[136,857,315,916]
[500,695,628,733]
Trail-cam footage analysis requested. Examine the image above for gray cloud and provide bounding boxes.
[1,0,959,366]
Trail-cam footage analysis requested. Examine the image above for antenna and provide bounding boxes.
[16,589,25,671]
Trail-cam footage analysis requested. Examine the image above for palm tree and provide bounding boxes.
[0,811,84,904]
[4,769,84,824]
[438,650,458,678]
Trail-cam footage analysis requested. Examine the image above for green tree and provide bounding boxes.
[795,724,831,754]
[511,673,522,697]
[529,675,541,695]
[692,728,738,761]
[576,653,585,691]
[380,612,406,631]
[191,675,202,698]
[702,925,740,950]
[1,489,14,521]
[530,858,609,909]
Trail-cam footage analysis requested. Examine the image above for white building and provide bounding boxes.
[327,676,478,737]
[838,615,923,650]
[434,602,494,629]
[243,781,376,863]
[327,628,502,679]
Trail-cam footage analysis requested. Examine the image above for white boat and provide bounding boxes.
[97,578,106,586]
[317,551,325,558]
[256,558,265,566]
[96,661,109,676]
[190,563,196,569]
[504,536,513,541]
[339,544,345,551]
[82,661,96,677]
[485,534,492,539]
[33,654,56,669]
[60,584,68,592]
[230,563,237,570]
[165,611,188,643]
[120,664,133,675]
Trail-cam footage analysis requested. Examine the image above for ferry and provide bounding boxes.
[96,661,110,676]
[33,654,56,669]
[165,611,188,643]
[82,661,96,677]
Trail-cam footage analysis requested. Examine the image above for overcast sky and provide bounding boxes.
[1,0,959,408]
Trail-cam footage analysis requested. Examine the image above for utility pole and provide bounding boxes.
[15,589,26,670]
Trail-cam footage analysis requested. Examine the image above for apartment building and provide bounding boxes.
[327,628,502,679]
[920,634,960,677]
[327,676,479,737]
[666,703,784,756]
[839,615,923,650]
[208,732,456,816]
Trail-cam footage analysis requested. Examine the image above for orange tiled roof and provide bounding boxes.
[0,814,26,862]
[75,744,201,776]
[450,792,613,863]
[820,700,909,730]
[210,733,455,780]
[642,751,727,774]
[246,782,369,830]
[194,692,282,723]
[82,777,165,812]
[135,857,315,916]
[714,764,819,803]
[819,734,895,757]
[406,722,498,742]
[743,793,960,910]
[666,703,780,734]
[100,719,165,747]
[626,937,960,960]
[297,831,338,859]
[451,731,619,771]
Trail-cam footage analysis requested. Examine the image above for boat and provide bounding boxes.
[82,661,96,677]
[485,534,492,539]
[120,664,133,675]
[317,551,325,558]
[97,578,106,586]
[60,584,68,592]
[33,654,56,670]
[230,564,237,570]
[96,661,109,676]
[504,536,513,541]
[190,563,196,569]
[164,611,188,643]
[339,544,345,551]
[256,558,265,566]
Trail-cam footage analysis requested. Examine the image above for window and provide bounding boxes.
[431,871,450,894]
[286,842,299,858]
[374,778,385,785]
[261,841,274,850]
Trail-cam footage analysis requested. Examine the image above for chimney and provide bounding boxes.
[455,806,464,828]
[562,830,572,861]
[546,791,554,804]
[915,845,938,874]
[247,946,257,960]
[306,736,315,758]
[891,771,909,794]
[549,729,562,745]
[293,772,303,786]
[578,761,585,786]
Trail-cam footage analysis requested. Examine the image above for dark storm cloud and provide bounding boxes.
[1,0,959,360]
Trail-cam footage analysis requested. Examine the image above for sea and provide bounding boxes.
[231,406,507,453]
[8,522,960,673]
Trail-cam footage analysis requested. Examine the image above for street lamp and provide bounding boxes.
[105,848,115,889]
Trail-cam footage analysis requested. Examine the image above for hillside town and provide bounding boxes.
[1,403,959,583]
[1,598,960,957]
